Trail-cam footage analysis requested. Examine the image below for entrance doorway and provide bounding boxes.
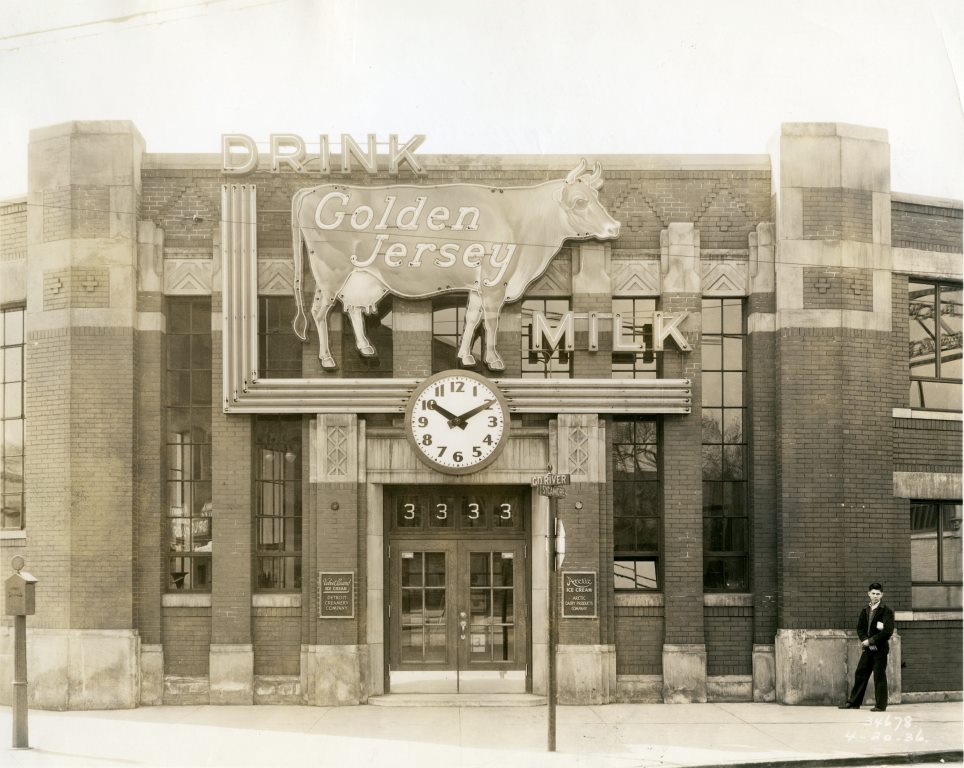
[385,486,529,693]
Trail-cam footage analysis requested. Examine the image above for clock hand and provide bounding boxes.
[454,398,497,425]
[428,400,465,428]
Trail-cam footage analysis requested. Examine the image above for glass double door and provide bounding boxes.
[388,536,528,693]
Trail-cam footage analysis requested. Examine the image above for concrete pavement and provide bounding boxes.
[2,700,961,768]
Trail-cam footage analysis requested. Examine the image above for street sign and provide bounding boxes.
[538,485,567,498]
[531,473,571,487]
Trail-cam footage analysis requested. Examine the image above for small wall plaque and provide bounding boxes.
[562,571,597,618]
[318,571,355,619]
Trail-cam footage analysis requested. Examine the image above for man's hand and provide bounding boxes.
[861,639,870,647]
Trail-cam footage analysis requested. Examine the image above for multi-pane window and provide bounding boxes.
[259,297,302,378]
[521,298,572,378]
[342,299,393,377]
[254,416,302,590]
[701,298,748,591]
[613,418,660,589]
[911,501,962,586]
[1,308,25,530]
[909,281,962,411]
[612,297,658,379]
[432,296,483,373]
[166,298,212,591]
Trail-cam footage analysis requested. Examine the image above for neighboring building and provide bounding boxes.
[0,120,960,709]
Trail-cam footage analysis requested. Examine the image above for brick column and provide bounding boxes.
[571,242,613,377]
[393,298,431,377]
[210,292,254,703]
[659,223,706,702]
[301,413,366,704]
[747,222,778,701]
[772,123,903,704]
[17,121,143,709]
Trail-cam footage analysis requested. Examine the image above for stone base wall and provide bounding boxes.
[301,644,367,705]
[0,627,139,710]
[556,644,616,704]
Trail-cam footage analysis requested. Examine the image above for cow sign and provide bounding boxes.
[291,159,620,370]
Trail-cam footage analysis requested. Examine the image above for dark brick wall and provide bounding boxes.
[557,483,603,646]
[802,188,873,242]
[891,201,963,253]
[163,608,212,675]
[253,609,302,675]
[899,621,963,691]
[894,420,963,473]
[614,607,663,674]
[776,327,908,629]
[704,606,753,675]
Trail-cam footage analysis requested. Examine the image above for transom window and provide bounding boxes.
[1,308,25,530]
[909,281,962,411]
[166,298,212,591]
[613,417,660,590]
[701,298,748,591]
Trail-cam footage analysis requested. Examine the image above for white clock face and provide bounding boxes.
[406,371,509,474]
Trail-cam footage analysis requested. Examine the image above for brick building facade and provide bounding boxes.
[0,120,960,709]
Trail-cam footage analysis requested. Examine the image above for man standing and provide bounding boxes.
[839,582,895,711]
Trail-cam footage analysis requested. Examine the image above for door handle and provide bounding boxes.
[459,610,467,639]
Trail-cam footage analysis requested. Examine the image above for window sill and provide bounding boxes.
[0,530,27,540]
[162,593,212,608]
[895,610,962,622]
[703,593,752,606]
[893,408,962,422]
[252,594,301,608]
[614,592,663,607]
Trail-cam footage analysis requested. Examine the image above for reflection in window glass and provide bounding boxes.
[166,298,212,591]
[0,308,25,530]
[613,417,660,589]
[911,501,963,585]
[254,416,302,590]
[701,298,748,591]
[342,298,393,378]
[432,296,483,373]
[909,281,962,411]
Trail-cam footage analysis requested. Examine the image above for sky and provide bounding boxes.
[1,0,963,202]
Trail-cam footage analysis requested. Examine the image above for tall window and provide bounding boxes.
[909,281,962,411]
[432,296,483,373]
[911,502,962,587]
[166,298,212,591]
[521,298,572,378]
[1,308,24,530]
[613,417,660,589]
[612,297,658,379]
[254,416,302,590]
[259,297,302,378]
[701,298,748,591]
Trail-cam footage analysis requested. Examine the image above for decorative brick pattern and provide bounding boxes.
[611,256,660,296]
[803,267,873,311]
[702,260,747,296]
[801,188,873,243]
[892,201,963,253]
[0,202,27,261]
[43,268,110,310]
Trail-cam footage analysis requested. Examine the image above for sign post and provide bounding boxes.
[532,469,570,753]
[6,556,37,750]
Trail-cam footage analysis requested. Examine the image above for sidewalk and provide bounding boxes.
[2,700,962,768]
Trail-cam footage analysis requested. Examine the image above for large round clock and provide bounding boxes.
[405,370,510,475]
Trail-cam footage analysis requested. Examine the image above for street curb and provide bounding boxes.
[697,751,963,768]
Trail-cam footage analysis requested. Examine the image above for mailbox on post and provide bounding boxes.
[5,568,38,616]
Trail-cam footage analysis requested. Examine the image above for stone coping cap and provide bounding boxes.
[143,152,772,173]
[892,191,963,210]
[30,120,145,147]
[781,122,889,142]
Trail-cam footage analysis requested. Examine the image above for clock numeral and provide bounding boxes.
[451,381,464,393]
[487,416,498,427]
[434,384,445,396]
[422,434,433,446]
[403,503,416,521]
[467,502,480,520]
[453,451,463,462]
[500,503,512,520]
[417,416,428,427]
[482,434,493,445]
[421,400,434,410]
[472,385,478,397]
[472,446,482,458]
[435,503,448,520]
[436,446,447,457]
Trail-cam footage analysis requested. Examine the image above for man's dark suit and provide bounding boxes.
[845,601,895,709]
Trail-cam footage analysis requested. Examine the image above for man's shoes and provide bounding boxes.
[871,707,887,712]
[838,702,859,709]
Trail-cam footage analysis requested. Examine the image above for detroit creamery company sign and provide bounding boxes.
[220,133,690,372]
